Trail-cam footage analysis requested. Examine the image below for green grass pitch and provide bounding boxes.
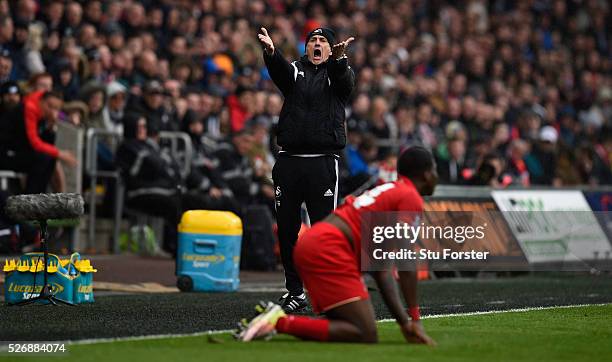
[7,304,610,362]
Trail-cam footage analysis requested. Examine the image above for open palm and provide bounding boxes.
[258,27,274,54]
[332,36,355,59]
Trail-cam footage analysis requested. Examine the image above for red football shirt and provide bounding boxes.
[334,176,424,258]
[23,91,60,158]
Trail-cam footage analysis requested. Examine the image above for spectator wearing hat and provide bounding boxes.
[126,79,180,133]
[85,49,105,83]
[102,80,127,135]
[62,100,89,127]
[8,18,31,80]
[103,22,125,52]
[0,80,20,112]
[525,126,559,185]
[53,58,79,101]
[80,81,106,130]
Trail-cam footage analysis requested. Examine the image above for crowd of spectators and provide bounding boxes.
[0,0,611,212]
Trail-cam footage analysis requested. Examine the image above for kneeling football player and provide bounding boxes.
[238,146,437,344]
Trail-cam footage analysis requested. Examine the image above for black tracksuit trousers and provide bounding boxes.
[272,153,339,295]
[0,148,57,194]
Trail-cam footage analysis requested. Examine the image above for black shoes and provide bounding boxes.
[279,292,308,313]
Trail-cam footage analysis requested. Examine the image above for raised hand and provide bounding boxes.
[332,36,355,60]
[258,27,275,55]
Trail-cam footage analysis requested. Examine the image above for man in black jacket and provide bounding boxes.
[115,114,183,254]
[258,26,355,312]
[125,79,179,133]
[116,114,234,254]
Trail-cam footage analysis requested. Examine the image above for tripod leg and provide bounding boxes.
[49,296,75,306]
[9,221,77,307]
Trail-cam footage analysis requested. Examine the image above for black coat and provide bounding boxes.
[264,50,355,154]
[214,141,258,205]
[125,97,180,134]
[436,157,467,185]
[115,138,182,198]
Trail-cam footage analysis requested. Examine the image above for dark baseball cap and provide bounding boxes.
[86,49,101,61]
[0,81,20,95]
[13,18,30,30]
[103,22,124,36]
[0,47,10,58]
[143,79,165,95]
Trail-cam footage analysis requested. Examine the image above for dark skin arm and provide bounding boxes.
[397,270,418,308]
[372,269,435,345]
[371,270,409,325]
[398,270,436,345]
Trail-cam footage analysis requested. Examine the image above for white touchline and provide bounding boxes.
[0,303,608,350]
[378,303,610,323]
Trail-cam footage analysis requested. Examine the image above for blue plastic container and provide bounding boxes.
[176,210,242,292]
[3,253,74,304]
[72,258,96,304]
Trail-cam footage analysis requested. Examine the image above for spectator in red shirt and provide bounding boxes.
[227,85,254,132]
[0,90,77,193]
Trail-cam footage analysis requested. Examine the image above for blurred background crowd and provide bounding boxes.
[0,0,611,229]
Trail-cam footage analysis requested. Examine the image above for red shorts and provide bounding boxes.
[294,222,369,314]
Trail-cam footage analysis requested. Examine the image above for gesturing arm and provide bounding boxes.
[259,27,294,96]
[328,57,355,100]
[328,37,356,100]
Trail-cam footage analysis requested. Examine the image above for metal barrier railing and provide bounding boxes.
[159,131,193,179]
[85,128,123,252]
[0,170,21,192]
[85,129,194,253]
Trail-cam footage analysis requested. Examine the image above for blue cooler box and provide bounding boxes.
[176,210,242,292]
